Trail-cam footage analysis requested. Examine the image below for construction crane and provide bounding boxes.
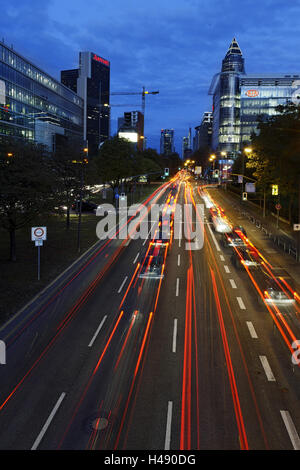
[110,86,159,116]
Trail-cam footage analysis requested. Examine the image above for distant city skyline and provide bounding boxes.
[1,0,300,153]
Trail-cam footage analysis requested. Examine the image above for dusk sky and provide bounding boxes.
[2,0,300,155]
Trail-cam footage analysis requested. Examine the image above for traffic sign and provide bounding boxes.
[35,240,43,247]
[31,226,47,241]
[275,204,281,211]
[293,224,300,231]
[272,184,279,196]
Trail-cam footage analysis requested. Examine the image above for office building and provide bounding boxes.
[160,129,174,155]
[209,37,300,157]
[61,51,110,155]
[194,112,213,151]
[0,40,83,150]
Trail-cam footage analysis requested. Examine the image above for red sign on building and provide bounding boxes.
[245,89,259,97]
[92,54,110,67]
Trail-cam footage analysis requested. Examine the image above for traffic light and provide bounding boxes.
[242,192,248,201]
[164,168,169,177]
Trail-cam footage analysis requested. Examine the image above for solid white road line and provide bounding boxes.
[172,319,178,353]
[259,355,276,381]
[246,321,258,339]
[237,297,246,310]
[280,410,300,450]
[164,401,173,450]
[224,265,230,273]
[207,223,220,252]
[177,254,181,266]
[176,278,180,297]
[88,315,107,348]
[133,252,140,264]
[220,255,225,261]
[31,393,66,450]
[118,276,128,293]
[229,279,237,289]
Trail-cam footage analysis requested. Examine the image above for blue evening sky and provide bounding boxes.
[1,0,300,155]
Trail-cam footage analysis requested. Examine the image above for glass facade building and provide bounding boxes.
[61,51,110,156]
[209,38,300,157]
[240,75,300,144]
[0,41,83,149]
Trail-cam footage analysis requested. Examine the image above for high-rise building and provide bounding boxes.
[61,51,110,155]
[209,38,245,157]
[209,38,300,157]
[0,40,83,150]
[160,129,174,155]
[194,112,213,151]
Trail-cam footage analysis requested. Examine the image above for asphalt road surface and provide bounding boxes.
[0,174,299,450]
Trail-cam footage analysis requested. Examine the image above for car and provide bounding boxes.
[230,245,261,269]
[220,226,247,249]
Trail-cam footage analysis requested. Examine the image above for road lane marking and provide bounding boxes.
[31,393,66,450]
[88,315,107,348]
[172,319,178,353]
[118,276,128,293]
[237,297,246,310]
[224,265,230,274]
[280,410,300,450]
[125,238,131,247]
[176,278,180,297]
[246,321,258,339]
[259,355,276,381]
[179,238,182,248]
[164,401,173,450]
[133,252,140,264]
[207,223,220,252]
[220,255,225,261]
[177,254,181,266]
[229,279,237,289]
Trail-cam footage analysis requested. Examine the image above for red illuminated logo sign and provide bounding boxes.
[245,89,259,97]
[93,54,110,67]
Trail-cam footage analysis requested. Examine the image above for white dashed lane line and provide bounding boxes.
[88,315,107,347]
[177,254,181,266]
[164,401,173,450]
[31,393,66,450]
[133,252,139,264]
[220,255,225,261]
[259,355,276,382]
[176,278,180,297]
[246,321,258,339]
[280,410,300,450]
[172,319,178,353]
[237,297,246,310]
[118,276,128,294]
[224,265,230,274]
[229,279,237,289]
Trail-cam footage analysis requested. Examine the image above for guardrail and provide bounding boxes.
[236,206,298,260]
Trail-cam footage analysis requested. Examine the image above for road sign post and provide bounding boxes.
[275,203,281,229]
[31,227,47,280]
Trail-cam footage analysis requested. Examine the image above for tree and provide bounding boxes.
[0,139,56,261]
[51,141,83,229]
[247,103,300,223]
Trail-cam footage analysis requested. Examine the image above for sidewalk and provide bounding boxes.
[207,186,300,289]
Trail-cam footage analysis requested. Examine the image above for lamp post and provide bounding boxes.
[241,147,252,201]
[72,144,88,253]
[209,154,216,179]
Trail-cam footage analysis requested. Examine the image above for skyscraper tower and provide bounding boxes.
[209,38,245,156]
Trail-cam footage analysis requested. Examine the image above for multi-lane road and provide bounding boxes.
[0,174,299,450]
